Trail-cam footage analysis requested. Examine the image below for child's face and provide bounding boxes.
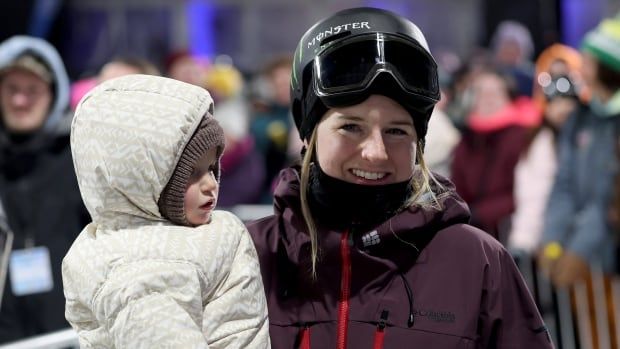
[184,148,219,226]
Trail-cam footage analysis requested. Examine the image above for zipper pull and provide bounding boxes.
[378,309,389,330]
[408,313,415,328]
[373,310,389,349]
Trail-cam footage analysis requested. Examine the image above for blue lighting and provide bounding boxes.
[561,0,604,47]
[187,0,215,57]
[364,0,409,16]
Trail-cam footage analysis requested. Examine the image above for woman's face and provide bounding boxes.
[313,94,418,185]
[470,72,510,116]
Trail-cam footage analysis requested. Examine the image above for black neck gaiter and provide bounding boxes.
[308,163,412,232]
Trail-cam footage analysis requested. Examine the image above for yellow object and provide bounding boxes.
[543,242,563,260]
[600,18,620,38]
[204,64,243,99]
[267,120,288,149]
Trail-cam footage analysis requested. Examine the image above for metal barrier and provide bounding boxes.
[516,256,620,349]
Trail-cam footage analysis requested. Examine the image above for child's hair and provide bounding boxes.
[157,114,225,226]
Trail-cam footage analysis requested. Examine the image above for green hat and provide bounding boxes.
[582,14,620,72]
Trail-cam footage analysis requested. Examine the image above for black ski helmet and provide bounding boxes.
[290,7,441,143]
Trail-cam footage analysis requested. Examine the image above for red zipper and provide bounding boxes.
[373,310,389,349]
[336,229,351,349]
[299,325,311,349]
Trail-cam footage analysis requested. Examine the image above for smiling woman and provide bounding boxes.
[315,95,417,185]
[246,7,553,349]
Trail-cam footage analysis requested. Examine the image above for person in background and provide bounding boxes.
[63,74,269,348]
[539,14,620,287]
[70,56,160,111]
[508,44,585,257]
[97,56,160,82]
[247,7,551,348]
[249,55,294,203]
[205,61,267,207]
[530,44,589,109]
[451,67,540,240]
[490,20,536,97]
[418,107,461,178]
[442,49,493,130]
[165,49,210,88]
[0,35,90,343]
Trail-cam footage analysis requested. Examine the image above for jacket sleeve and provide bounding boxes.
[566,194,609,263]
[479,247,554,348]
[509,131,556,252]
[92,261,210,349]
[541,114,578,247]
[201,216,270,349]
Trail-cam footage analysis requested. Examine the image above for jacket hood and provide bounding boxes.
[0,36,70,135]
[467,96,541,132]
[533,43,590,109]
[271,167,470,259]
[71,74,214,228]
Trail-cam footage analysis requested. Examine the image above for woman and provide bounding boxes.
[450,68,539,240]
[247,7,552,348]
[508,44,584,256]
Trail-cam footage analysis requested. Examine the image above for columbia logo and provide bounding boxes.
[362,230,380,247]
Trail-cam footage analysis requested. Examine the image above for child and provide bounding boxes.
[62,74,270,348]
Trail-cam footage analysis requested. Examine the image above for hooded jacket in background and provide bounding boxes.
[541,103,619,272]
[248,167,552,348]
[0,36,89,342]
[0,36,70,140]
[62,75,269,348]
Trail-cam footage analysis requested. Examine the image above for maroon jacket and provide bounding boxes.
[247,167,553,349]
[450,126,530,238]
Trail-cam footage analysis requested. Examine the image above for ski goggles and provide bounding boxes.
[313,32,440,107]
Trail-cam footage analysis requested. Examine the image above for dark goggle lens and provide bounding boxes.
[319,40,380,89]
[316,36,439,100]
[384,40,439,96]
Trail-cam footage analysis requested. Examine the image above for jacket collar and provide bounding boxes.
[272,166,471,267]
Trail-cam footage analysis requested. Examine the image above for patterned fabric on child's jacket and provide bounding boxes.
[248,167,553,349]
[62,75,269,348]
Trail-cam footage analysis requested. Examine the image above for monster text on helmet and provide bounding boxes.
[306,22,371,49]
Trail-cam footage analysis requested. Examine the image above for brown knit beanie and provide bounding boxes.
[158,114,225,226]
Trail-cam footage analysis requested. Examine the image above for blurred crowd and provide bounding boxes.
[0,10,619,346]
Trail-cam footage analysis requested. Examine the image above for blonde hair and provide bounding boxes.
[299,129,446,279]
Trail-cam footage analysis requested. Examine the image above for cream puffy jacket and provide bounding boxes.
[62,75,269,348]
